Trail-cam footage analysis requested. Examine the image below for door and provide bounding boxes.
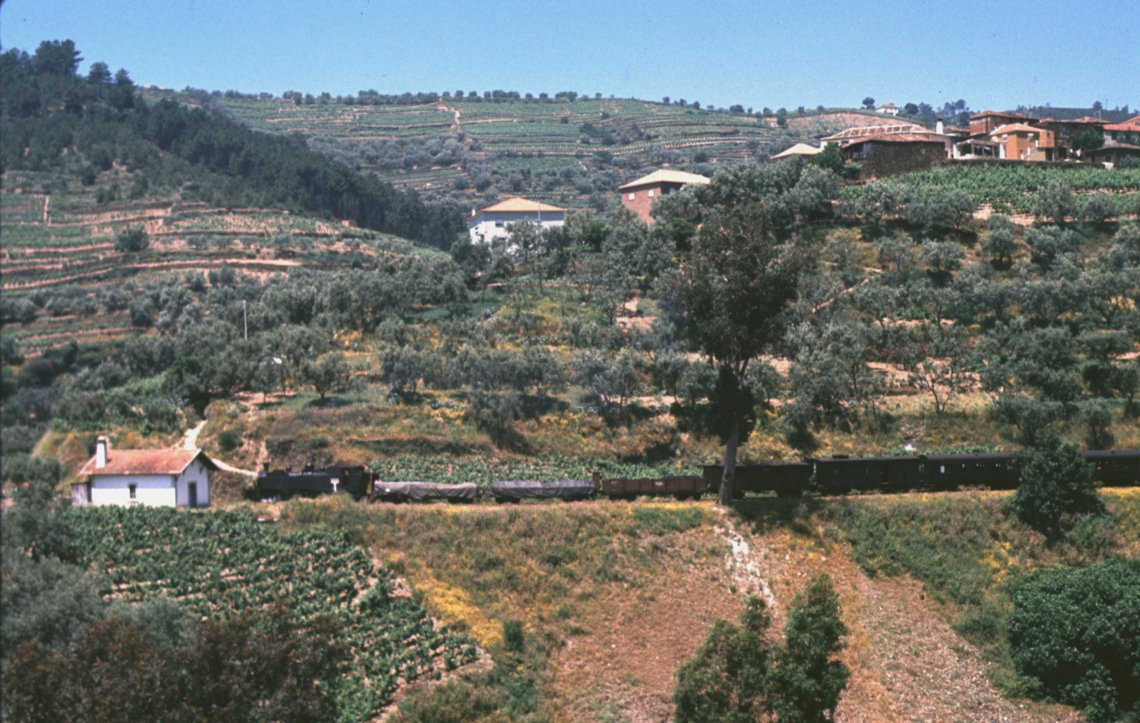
[188,482,198,509]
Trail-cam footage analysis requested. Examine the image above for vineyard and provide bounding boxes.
[368,454,700,486]
[67,506,477,716]
[860,163,1140,213]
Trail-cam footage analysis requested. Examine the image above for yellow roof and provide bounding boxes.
[480,197,566,214]
[619,169,711,190]
[771,143,824,159]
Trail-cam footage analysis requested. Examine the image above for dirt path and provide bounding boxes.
[182,421,257,478]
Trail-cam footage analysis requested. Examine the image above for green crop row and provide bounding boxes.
[368,454,699,486]
[67,506,476,716]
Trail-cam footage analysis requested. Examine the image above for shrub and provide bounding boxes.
[216,430,241,454]
[1007,430,1105,541]
[674,597,773,723]
[674,576,848,722]
[114,227,149,254]
[1008,558,1140,722]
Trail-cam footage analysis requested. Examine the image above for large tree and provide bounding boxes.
[665,163,821,502]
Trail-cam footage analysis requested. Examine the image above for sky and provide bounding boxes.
[2,0,1137,112]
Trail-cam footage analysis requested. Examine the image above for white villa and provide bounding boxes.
[72,436,217,508]
[468,197,566,243]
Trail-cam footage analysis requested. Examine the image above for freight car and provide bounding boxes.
[255,464,375,500]
[702,449,1140,498]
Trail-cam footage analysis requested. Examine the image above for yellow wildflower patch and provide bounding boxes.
[411,565,502,648]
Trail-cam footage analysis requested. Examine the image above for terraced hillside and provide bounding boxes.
[145,89,890,209]
[1,172,430,355]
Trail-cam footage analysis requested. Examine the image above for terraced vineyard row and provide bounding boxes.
[368,454,699,486]
[853,164,1140,213]
[69,506,477,716]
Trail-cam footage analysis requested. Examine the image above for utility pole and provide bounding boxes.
[243,300,248,340]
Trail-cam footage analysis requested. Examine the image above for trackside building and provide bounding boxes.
[73,436,217,508]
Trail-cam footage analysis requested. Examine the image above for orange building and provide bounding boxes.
[989,123,1056,161]
[618,169,710,224]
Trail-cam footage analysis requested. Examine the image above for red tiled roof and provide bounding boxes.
[970,110,1036,121]
[1105,116,1140,132]
[842,134,946,147]
[80,448,217,477]
[1040,116,1110,126]
[829,122,934,141]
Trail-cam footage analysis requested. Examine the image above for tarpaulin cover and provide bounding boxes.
[372,482,478,501]
[489,480,596,500]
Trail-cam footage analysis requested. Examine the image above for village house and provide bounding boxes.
[876,102,900,116]
[467,196,565,244]
[467,197,566,243]
[968,110,1037,136]
[1038,116,1110,159]
[1103,115,1140,146]
[988,123,1056,161]
[822,122,954,177]
[618,169,710,224]
[73,436,217,508]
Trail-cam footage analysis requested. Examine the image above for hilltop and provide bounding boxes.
[144,87,902,210]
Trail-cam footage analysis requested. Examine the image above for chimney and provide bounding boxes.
[936,118,945,135]
[95,436,109,469]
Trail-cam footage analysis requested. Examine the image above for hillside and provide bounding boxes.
[144,88,897,210]
[273,488,1138,720]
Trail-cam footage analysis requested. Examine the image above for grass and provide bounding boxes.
[277,498,719,719]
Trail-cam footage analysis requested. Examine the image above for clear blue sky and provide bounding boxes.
[2,0,1137,112]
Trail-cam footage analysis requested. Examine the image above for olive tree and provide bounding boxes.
[663,164,820,502]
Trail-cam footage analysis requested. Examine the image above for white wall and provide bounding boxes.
[90,474,177,507]
[468,213,564,243]
[175,459,211,508]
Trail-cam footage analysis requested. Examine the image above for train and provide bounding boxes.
[706,449,1140,498]
[254,450,1140,503]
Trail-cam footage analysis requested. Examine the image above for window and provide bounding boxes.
[628,192,635,201]
[129,484,137,502]
[647,189,655,198]
[495,220,504,227]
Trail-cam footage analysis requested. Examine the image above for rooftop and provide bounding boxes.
[1105,116,1140,132]
[80,447,217,477]
[1039,116,1110,126]
[619,169,711,190]
[842,134,947,146]
[989,123,1046,136]
[770,143,824,159]
[478,197,566,214]
[971,110,1037,121]
[823,122,934,142]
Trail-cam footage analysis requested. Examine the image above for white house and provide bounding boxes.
[468,197,566,243]
[73,436,217,508]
